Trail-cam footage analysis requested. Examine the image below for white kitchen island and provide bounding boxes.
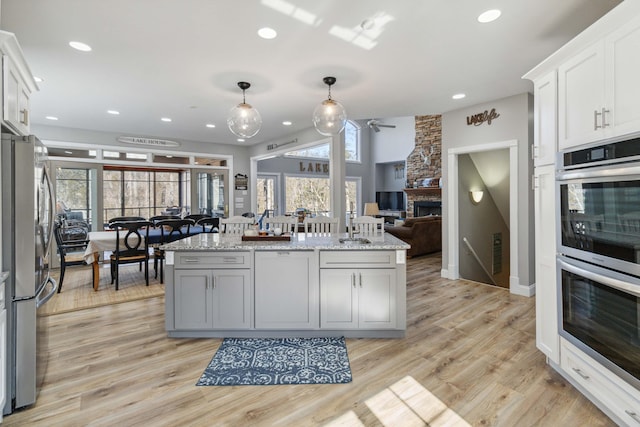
[161,232,410,338]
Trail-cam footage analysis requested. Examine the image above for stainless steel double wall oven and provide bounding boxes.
[556,137,640,391]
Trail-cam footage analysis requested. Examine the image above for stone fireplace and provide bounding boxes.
[404,115,442,218]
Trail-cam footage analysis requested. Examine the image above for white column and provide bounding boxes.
[329,133,346,231]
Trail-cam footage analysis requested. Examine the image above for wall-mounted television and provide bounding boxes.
[375,191,405,211]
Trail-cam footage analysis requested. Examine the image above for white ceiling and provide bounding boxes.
[0,0,622,146]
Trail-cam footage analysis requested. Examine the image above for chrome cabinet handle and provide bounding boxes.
[21,109,28,125]
[351,272,355,288]
[183,258,199,263]
[212,276,216,289]
[572,367,590,380]
[205,275,210,289]
[601,107,610,128]
[359,273,362,288]
[594,109,601,130]
[625,410,640,424]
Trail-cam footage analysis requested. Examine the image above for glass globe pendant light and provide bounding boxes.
[313,76,347,136]
[227,81,262,138]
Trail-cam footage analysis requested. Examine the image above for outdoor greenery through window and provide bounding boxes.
[103,168,185,222]
[56,168,93,225]
[284,121,360,161]
[284,176,358,217]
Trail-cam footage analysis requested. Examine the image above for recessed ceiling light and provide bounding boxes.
[452,93,466,100]
[45,116,58,121]
[34,76,43,83]
[166,155,173,158]
[107,110,120,115]
[64,150,73,155]
[478,9,501,23]
[282,121,292,126]
[206,123,216,128]
[69,41,92,52]
[258,27,277,39]
[161,117,172,122]
[237,138,245,142]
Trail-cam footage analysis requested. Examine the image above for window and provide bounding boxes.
[103,168,185,221]
[56,168,93,226]
[257,175,278,215]
[284,175,360,217]
[284,121,360,162]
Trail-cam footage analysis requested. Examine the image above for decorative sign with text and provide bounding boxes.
[466,108,500,126]
[117,136,181,147]
[299,162,329,174]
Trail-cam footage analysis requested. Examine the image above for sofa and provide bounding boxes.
[385,215,442,258]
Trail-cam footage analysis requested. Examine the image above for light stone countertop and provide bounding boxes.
[161,232,410,251]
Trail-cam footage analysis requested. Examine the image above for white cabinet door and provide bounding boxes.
[533,71,557,167]
[320,268,396,329]
[174,269,251,330]
[320,269,357,329]
[174,269,212,330]
[534,165,559,363]
[606,14,640,138]
[3,55,31,136]
[255,251,319,329]
[211,270,251,329]
[558,42,605,149]
[0,308,5,415]
[358,269,396,329]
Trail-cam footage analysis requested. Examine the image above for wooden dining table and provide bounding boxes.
[84,226,205,291]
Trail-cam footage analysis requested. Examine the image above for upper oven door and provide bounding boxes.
[557,162,640,276]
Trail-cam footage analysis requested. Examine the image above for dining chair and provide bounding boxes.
[153,218,194,283]
[53,219,91,293]
[108,216,146,224]
[109,220,154,290]
[185,213,211,223]
[196,216,220,233]
[352,216,385,235]
[263,215,298,234]
[149,214,180,224]
[220,216,255,234]
[303,216,339,235]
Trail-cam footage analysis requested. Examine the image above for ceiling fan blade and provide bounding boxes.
[378,124,396,128]
[372,124,380,132]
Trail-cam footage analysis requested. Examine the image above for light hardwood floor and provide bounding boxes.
[6,253,614,426]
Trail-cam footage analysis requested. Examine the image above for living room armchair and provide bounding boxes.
[384,216,442,258]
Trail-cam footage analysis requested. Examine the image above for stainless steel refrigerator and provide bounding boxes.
[1,133,57,414]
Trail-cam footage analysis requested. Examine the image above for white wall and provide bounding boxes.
[371,116,415,164]
[442,92,534,292]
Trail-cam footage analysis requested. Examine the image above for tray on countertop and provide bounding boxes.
[241,234,291,241]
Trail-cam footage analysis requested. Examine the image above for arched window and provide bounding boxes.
[284,120,361,162]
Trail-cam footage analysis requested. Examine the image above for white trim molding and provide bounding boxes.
[447,139,528,295]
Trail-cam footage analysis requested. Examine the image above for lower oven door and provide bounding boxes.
[558,256,640,391]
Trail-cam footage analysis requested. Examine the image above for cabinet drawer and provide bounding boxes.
[173,251,251,269]
[320,250,396,268]
[561,338,640,425]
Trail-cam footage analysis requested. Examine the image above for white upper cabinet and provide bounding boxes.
[558,42,605,149]
[605,15,640,138]
[0,31,38,136]
[559,15,640,150]
[533,71,557,166]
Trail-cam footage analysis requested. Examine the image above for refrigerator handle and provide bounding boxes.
[36,276,57,308]
[43,166,55,257]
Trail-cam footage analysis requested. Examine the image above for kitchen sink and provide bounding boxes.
[338,237,371,244]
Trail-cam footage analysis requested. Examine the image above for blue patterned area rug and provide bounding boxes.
[196,337,352,386]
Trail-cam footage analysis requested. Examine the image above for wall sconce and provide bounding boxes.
[469,190,484,204]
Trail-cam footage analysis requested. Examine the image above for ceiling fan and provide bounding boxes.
[367,119,396,132]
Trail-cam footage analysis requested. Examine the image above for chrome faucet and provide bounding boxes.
[347,208,358,239]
